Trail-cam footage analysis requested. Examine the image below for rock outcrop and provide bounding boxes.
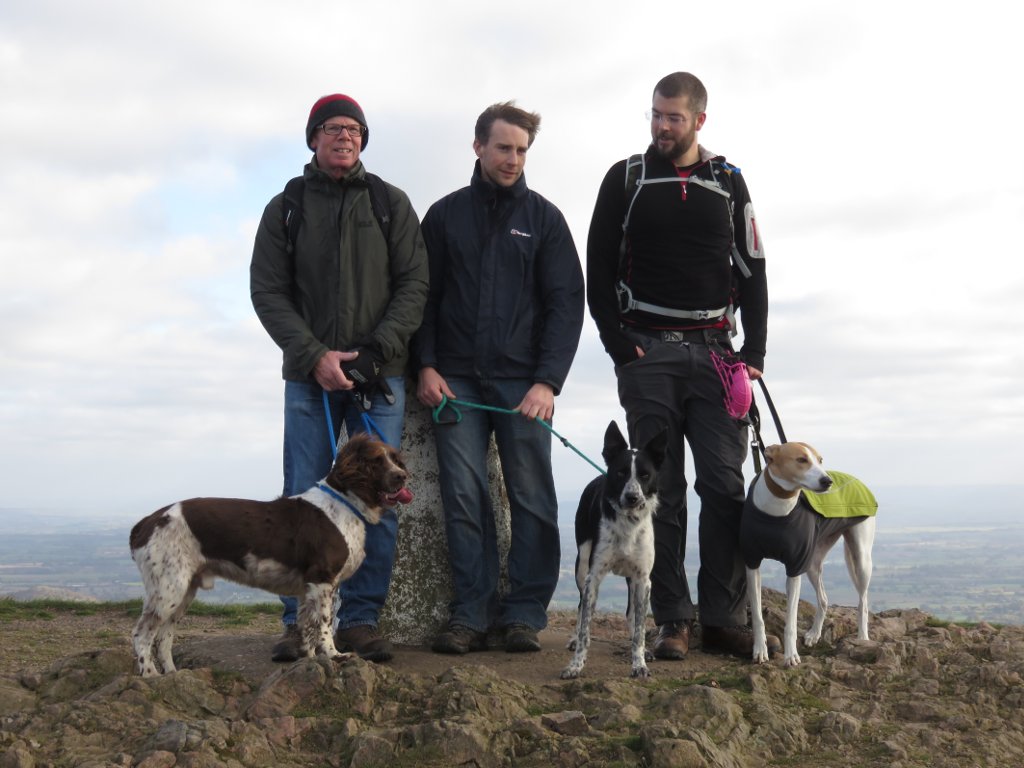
[1,598,1022,767]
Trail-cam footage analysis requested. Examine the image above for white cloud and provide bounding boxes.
[1,0,1022,514]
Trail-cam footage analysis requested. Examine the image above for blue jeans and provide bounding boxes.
[279,377,405,630]
[433,377,559,632]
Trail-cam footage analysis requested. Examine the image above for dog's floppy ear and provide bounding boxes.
[764,444,781,465]
[602,420,628,463]
[641,427,669,470]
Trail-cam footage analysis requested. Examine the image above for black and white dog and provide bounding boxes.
[129,434,412,677]
[561,421,667,679]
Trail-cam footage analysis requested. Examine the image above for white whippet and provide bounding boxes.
[741,442,876,667]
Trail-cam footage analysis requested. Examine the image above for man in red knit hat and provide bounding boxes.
[251,94,428,663]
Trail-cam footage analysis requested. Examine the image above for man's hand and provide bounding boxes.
[747,365,763,381]
[516,383,555,421]
[417,366,456,407]
[313,350,359,391]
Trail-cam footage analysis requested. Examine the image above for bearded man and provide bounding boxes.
[586,72,779,662]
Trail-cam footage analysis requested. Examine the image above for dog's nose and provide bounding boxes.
[820,475,834,491]
[624,491,640,506]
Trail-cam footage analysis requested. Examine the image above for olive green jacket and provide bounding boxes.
[250,158,429,380]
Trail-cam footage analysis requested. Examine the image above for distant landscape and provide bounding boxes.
[1,483,1021,625]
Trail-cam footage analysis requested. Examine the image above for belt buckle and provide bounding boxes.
[662,330,684,343]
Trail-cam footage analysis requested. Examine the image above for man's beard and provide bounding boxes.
[653,129,697,164]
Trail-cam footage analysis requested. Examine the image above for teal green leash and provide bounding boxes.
[432,395,606,476]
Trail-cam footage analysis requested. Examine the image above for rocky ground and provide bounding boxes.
[1,594,1022,767]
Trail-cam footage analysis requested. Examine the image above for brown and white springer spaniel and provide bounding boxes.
[129,433,412,677]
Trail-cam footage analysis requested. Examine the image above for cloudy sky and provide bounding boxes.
[2,0,1021,517]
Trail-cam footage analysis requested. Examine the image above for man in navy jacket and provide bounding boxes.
[415,101,584,654]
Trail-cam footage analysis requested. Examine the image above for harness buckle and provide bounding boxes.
[615,281,635,313]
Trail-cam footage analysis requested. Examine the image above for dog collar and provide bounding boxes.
[316,482,366,521]
[763,468,800,500]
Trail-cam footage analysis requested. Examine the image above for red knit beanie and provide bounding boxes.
[305,94,368,150]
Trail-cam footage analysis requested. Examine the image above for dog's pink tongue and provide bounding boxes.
[394,487,413,505]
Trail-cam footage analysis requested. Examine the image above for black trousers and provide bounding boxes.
[615,331,750,627]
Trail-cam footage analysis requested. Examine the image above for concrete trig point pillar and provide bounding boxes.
[379,384,510,645]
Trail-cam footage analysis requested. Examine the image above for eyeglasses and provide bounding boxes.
[646,109,687,127]
[319,123,366,138]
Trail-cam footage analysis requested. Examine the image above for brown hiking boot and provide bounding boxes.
[334,624,394,663]
[504,624,541,653]
[702,625,781,658]
[270,624,302,663]
[652,620,692,660]
[432,624,488,654]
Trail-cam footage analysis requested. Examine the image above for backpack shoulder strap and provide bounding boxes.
[364,172,393,244]
[281,175,305,255]
[619,154,645,262]
[624,153,644,194]
[708,161,752,279]
[281,173,394,252]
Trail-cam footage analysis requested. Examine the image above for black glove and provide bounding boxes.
[342,347,397,411]
[341,347,383,388]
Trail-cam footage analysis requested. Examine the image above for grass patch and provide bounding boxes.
[925,617,1003,630]
[0,597,111,620]
[210,668,250,691]
[617,734,644,752]
[291,689,348,719]
[650,671,753,694]
[0,597,280,622]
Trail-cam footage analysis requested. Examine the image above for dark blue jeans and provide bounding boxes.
[616,334,749,628]
[279,377,405,630]
[433,377,560,632]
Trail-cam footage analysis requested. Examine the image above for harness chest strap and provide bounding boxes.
[616,154,750,323]
[620,153,753,280]
[615,281,727,321]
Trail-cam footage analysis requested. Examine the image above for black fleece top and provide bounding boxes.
[587,146,768,370]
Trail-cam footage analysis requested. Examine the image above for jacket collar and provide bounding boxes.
[305,157,368,190]
[470,159,528,202]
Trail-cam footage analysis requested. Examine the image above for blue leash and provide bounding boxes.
[322,389,389,461]
[431,395,606,477]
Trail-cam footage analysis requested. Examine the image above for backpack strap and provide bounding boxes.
[709,161,752,279]
[619,154,666,262]
[620,155,752,280]
[282,175,305,256]
[280,173,393,254]
[363,172,392,244]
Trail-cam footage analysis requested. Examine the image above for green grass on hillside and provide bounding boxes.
[0,597,281,622]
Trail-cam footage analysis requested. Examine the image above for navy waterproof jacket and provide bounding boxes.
[414,162,584,393]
